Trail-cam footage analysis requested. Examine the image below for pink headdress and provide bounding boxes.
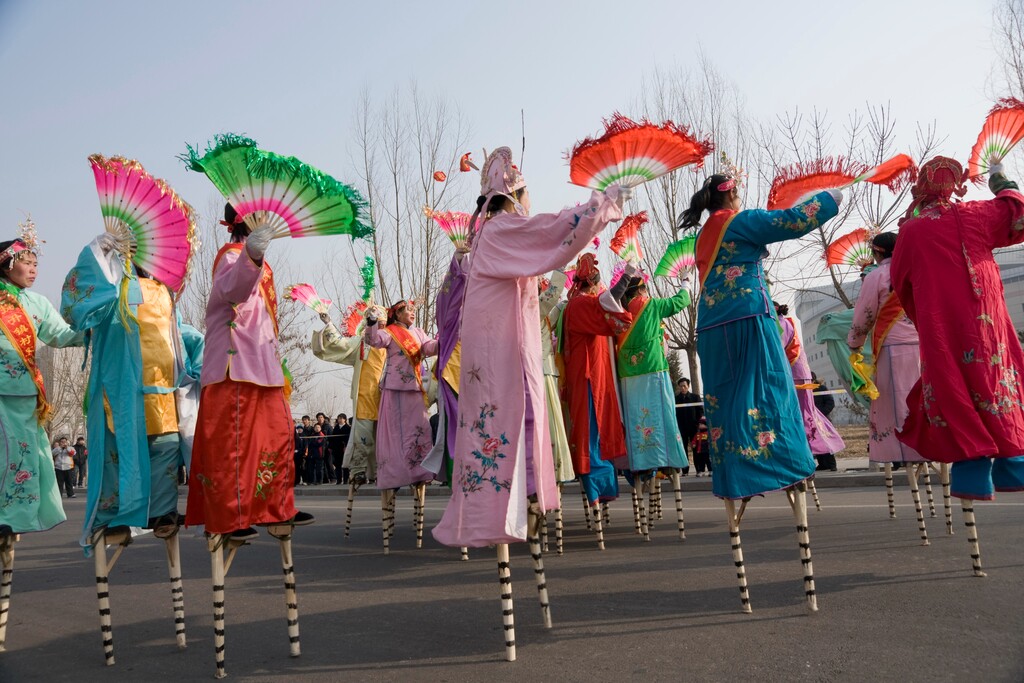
[468,146,528,244]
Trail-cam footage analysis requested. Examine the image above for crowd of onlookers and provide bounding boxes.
[293,412,351,486]
[49,435,88,499]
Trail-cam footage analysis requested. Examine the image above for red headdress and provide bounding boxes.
[386,299,416,325]
[899,156,968,225]
[567,253,600,299]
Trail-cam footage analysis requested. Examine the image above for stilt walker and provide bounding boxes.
[688,165,842,611]
[0,220,83,652]
[434,147,629,658]
[62,162,205,665]
[889,154,1024,575]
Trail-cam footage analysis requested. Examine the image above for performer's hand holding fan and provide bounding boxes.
[568,114,713,190]
[767,154,917,210]
[181,134,371,240]
[284,283,332,316]
[654,235,696,278]
[423,206,474,251]
[968,98,1024,181]
[610,211,647,263]
[89,153,199,293]
[825,228,874,269]
[340,256,378,336]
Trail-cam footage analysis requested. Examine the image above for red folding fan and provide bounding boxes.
[767,154,917,210]
[568,114,713,190]
[609,211,647,262]
[968,98,1024,181]
[825,228,873,268]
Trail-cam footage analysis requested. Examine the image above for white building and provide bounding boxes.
[795,246,1024,425]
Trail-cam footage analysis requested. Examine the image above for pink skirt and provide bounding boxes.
[870,343,926,463]
[375,389,435,489]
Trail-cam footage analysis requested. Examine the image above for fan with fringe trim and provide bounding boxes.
[423,206,474,250]
[180,134,371,240]
[284,283,332,316]
[89,154,199,293]
[568,114,713,190]
[610,211,647,262]
[825,228,874,268]
[968,98,1024,181]
[767,154,917,210]
[609,260,651,289]
[338,256,377,337]
[654,235,696,277]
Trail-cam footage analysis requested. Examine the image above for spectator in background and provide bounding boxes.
[73,436,88,487]
[296,415,314,485]
[307,424,327,485]
[51,436,76,499]
[333,414,350,485]
[674,378,703,475]
[691,417,712,476]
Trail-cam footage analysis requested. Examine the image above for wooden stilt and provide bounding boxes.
[961,499,986,577]
[411,485,419,532]
[0,533,17,652]
[631,485,641,536]
[808,477,822,512]
[785,484,818,612]
[344,480,359,538]
[670,471,686,541]
[581,488,592,530]
[497,544,516,661]
[908,464,930,546]
[93,527,131,666]
[923,466,936,518]
[638,481,650,542]
[601,501,610,527]
[885,463,896,518]
[208,534,228,679]
[724,498,751,613]
[415,483,426,549]
[460,547,469,561]
[555,506,564,555]
[540,513,549,553]
[940,462,954,535]
[381,490,392,555]
[268,526,301,657]
[527,509,552,629]
[387,489,396,540]
[592,505,605,550]
[164,532,187,649]
[653,479,663,521]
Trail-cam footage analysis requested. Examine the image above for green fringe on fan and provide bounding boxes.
[359,256,376,301]
[178,132,258,172]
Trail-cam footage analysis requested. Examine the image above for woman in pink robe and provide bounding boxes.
[847,233,925,464]
[433,147,627,547]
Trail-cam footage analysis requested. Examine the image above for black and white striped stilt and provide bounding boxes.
[344,480,360,538]
[460,546,469,561]
[670,470,686,541]
[268,525,301,658]
[601,501,610,527]
[207,534,230,679]
[961,499,986,577]
[555,506,564,555]
[592,505,605,550]
[497,543,516,661]
[93,527,131,666]
[908,464,930,546]
[415,483,426,549]
[785,484,818,612]
[631,485,641,536]
[808,477,822,512]
[885,463,896,518]
[527,509,552,629]
[940,462,954,535]
[724,498,751,613]
[164,532,187,649]
[923,466,936,518]
[653,479,663,521]
[540,513,549,553]
[581,489,592,530]
[638,481,650,542]
[382,490,393,555]
[0,533,17,652]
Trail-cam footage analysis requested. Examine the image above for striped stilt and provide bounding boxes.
[540,513,549,553]
[808,477,822,512]
[885,463,896,519]
[0,533,17,652]
[785,484,818,612]
[638,482,650,542]
[555,506,564,555]
[592,505,605,550]
[908,464,930,546]
[93,527,131,666]
[415,483,426,549]
[381,490,392,555]
[527,509,552,628]
[164,533,187,649]
[497,543,516,661]
[940,463,954,535]
[344,480,360,538]
[268,526,301,658]
[601,502,610,527]
[631,485,641,536]
[582,489,592,530]
[411,485,419,531]
[460,547,469,561]
[961,499,986,577]
[653,479,663,521]
[388,490,397,540]
[923,467,936,518]
[724,498,751,613]
[208,535,228,679]
[670,470,686,541]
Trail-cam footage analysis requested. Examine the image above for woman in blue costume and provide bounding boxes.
[685,172,842,613]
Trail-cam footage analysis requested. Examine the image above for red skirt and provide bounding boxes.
[185,381,296,533]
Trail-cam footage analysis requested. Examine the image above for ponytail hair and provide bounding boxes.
[871,232,897,260]
[773,300,789,316]
[679,174,733,229]
[466,189,524,248]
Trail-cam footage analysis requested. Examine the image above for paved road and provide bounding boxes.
[0,488,1021,682]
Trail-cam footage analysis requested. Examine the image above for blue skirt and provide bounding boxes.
[698,316,814,499]
[620,371,688,471]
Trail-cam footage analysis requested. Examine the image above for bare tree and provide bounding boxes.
[37,345,88,441]
[995,0,1024,100]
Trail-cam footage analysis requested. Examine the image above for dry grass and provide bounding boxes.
[836,423,870,459]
